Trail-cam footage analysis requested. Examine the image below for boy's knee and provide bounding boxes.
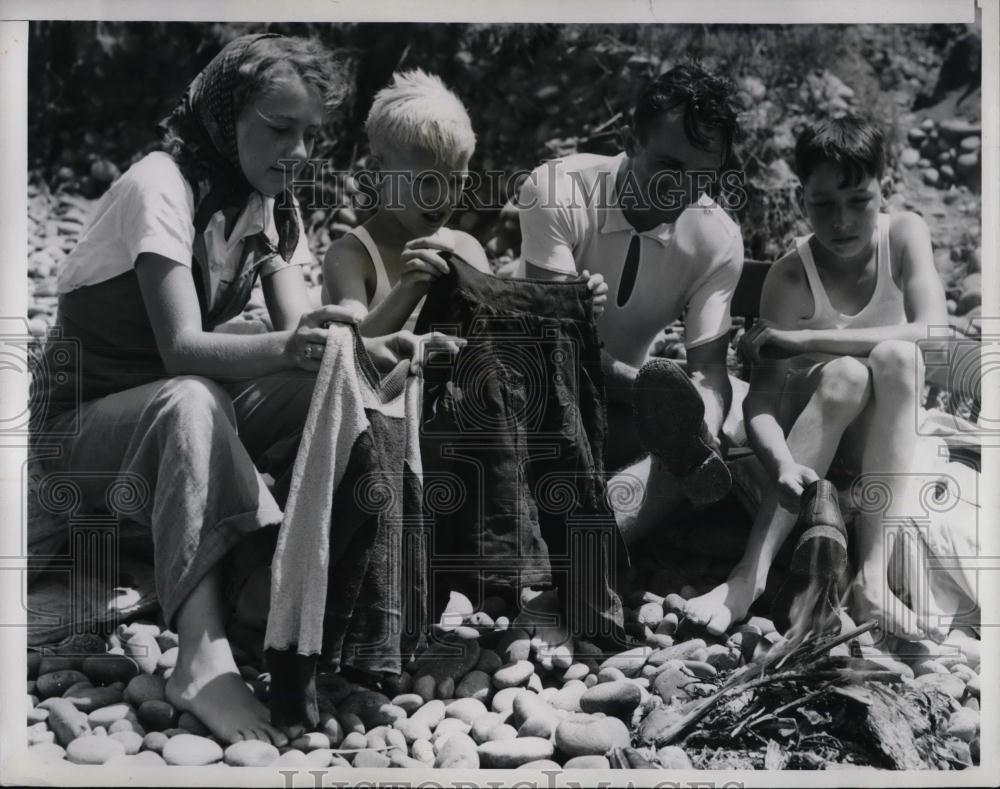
[816,356,871,413]
[869,340,921,389]
[156,375,236,424]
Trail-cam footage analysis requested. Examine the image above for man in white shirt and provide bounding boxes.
[518,63,745,545]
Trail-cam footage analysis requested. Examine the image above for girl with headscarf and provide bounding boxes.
[30,33,458,745]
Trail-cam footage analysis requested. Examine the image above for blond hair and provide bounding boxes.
[365,69,476,165]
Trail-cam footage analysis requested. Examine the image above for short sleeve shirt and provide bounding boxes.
[518,152,744,368]
[58,151,314,309]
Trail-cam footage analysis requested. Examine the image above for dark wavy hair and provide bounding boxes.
[793,115,886,188]
[159,35,348,187]
[632,62,742,159]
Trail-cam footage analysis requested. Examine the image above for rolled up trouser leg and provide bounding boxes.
[32,375,284,630]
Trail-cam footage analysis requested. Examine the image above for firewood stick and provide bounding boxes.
[763,617,880,672]
[653,670,841,745]
[800,618,879,662]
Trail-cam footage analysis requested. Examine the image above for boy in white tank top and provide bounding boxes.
[322,69,607,334]
[684,117,973,654]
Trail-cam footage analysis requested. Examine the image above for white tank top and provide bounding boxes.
[790,213,906,366]
[347,225,422,333]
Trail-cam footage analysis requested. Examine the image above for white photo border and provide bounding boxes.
[0,1,995,786]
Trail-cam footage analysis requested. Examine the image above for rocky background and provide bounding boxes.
[28,21,983,345]
[24,21,983,771]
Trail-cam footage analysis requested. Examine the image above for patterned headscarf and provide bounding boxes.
[160,33,300,261]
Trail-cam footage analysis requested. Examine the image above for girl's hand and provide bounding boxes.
[287,304,362,370]
[365,330,467,374]
[398,234,455,293]
[742,320,810,362]
[581,270,608,317]
[775,461,821,510]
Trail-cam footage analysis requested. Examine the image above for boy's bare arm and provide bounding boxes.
[322,234,372,314]
[895,212,950,327]
[324,235,424,337]
[745,362,794,478]
[363,232,488,336]
[363,231,494,335]
[358,285,426,337]
[744,257,803,479]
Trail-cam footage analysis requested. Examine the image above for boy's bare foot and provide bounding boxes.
[513,587,574,664]
[166,635,289,745]
[848,578,947,644]
[943,627,980,669]
[684,575,761,636]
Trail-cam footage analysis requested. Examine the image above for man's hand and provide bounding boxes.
[686,333,733,444]
[742,320,811,362]
[580,269,608,317]
[364,330,466,374]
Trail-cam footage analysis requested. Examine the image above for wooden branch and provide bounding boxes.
[801,619,879,662]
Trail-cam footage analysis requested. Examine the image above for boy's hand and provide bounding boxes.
[743,320,809,362]
[581,270,608,317]
[364,330,466,374]
[775,461,821,510]
[398,234,455,293]
[287,304,362,370]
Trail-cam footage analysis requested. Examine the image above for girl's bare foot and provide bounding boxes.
[165,633,288,746]
[684,574,761,637]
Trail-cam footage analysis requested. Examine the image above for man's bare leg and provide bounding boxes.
[611,455,686,546]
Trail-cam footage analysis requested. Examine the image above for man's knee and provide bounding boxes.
[155,375,236,425]
[815,356,871,415]
[608,459,651,515]
[869,340,921,391]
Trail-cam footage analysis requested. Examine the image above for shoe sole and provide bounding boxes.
[633,358,732,506]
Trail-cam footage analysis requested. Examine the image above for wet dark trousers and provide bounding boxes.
[415,258,626,646]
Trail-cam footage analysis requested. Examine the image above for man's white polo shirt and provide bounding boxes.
[518,152,743,369]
